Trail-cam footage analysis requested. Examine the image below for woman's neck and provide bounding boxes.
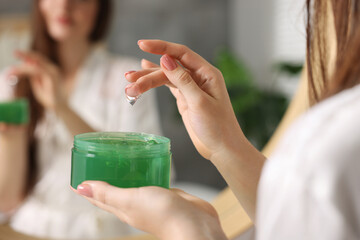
[57,38,92,78]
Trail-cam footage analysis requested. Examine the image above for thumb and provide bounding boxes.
[160,54,203,102]
[75,181,138,218]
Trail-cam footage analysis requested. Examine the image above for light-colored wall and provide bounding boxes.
[228,0,275,89]
[228,0,306,95]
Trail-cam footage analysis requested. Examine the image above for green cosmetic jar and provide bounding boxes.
[0,98,29,124]
[71,132,171,189]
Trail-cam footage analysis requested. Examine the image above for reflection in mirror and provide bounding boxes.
[0,0,228,239]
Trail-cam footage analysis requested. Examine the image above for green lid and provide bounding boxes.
[73,132,170,157]
[71,132,172,189]
[0,98,29,124]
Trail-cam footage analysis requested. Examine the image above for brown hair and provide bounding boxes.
[15,0,112,195]
[306,0,360,104]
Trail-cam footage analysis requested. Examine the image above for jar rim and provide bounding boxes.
[73,132,170,154]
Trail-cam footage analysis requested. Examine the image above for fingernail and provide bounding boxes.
[125,82,135,91]
[77,184,93,198]
[125,83,140,96]
[161,54,177,71]
[124,71,136,78]
[14,50,21,57]
[137,40,143,46]
[7,75,19,86]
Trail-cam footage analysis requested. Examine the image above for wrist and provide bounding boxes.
[0,124,28,139]
[162,215,227,240]
[211,135,266,176]
[210,128,248,166]
[54,100,69,117]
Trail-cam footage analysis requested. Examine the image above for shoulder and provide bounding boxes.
[257,85,360,239]
[302,85,360,172]
[268,84,360,173]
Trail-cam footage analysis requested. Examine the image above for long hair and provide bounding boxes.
[15,0,112,195]
[306,0,360,104]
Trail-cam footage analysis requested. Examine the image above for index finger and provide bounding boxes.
[77,181,139,210]
[138,39,213,72]
[15,51,50,69]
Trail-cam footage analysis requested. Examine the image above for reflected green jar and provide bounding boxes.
[71,132,171,189]
[0,98,29,124]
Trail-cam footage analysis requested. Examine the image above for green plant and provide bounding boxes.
[274,62,303,76]
[214,49,290,149]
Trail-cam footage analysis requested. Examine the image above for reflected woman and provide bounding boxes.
[0,0,162,238]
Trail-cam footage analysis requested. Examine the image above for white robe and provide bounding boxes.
[257,84,360,239]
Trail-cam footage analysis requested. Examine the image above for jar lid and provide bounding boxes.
[73,132,171,156]
[0,98,29,124]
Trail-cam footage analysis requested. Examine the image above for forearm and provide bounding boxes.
[162,216,228,240]
[0,128,28,212]
[55,103,96,137]
[211,131,266,222]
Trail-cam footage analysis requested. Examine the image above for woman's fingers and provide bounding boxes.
[126,53,206,103]
[8,63,40,79]
[138,39,213,72]
[125,68,162,83]
[75,181,139,210]
[125,68,175,96]
[0,123,8,132]
[15,50,58,77]
[158,54,204,103]
[71,184,130,223]
[15,50,48,67]
[141,58,159,69]
[73,181,177,232]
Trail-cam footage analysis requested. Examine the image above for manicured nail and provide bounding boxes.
[125,83,140,97]
[125,82,135,91]
[125,83,140,96]
[161,54,177,71]
[77,184,93,198]
[137,40,143,46]
[7,75,18,86]
[125,71,136,78]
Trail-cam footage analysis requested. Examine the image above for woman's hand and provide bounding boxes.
[126,40,266,220]
[8,51,67,111]
[0,122,27,135]
[73,181,228,240]
[125,40,245,161]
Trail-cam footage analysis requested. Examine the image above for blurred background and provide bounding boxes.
[0,0,305,194]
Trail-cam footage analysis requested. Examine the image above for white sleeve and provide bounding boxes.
[0,68,15,101]
[256,97,360,240]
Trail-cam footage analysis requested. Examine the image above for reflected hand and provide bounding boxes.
[73,181,227,240]
[8,51,66,111]
[0,123,27,135]
[125,40,244,161]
